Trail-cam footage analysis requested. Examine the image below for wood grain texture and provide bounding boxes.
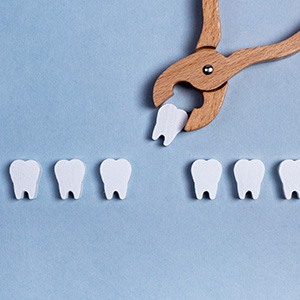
[185,83,228,131]
[154,31,300,106]
[196,0,221,49]
[153,0,300,131]
[226,31,300,78]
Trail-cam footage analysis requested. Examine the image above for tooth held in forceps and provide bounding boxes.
[9,160,42,200]
[100,159,132,200]
[54,159,86,199]
[233,159,265,200]
[191,159,222,200]
[152,104,188,146]
[279,160,300,199]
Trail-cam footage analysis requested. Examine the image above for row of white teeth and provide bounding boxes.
[193,159,300,200]
[9,159,132,200]
[8,158,300,200]
[192,159,265,200]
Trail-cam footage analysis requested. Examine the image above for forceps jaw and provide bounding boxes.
[184,83,228,131]
[153,49,227,108]
[152,49,228,132]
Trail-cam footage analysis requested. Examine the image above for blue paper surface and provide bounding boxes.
[0,0,299,299]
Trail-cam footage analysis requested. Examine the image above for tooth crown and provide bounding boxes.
[191,159,222,199]
[9,160,42,200]
[100,159,132,200]
[54,159,86,199]
[233,159,265,200]
[279,160,300,199]
[152,104,188,146]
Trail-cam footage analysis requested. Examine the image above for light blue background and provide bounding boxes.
[0,0,299,299]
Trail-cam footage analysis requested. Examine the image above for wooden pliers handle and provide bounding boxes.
[153,0,300,131]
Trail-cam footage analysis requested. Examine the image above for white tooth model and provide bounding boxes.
[9,160,42,200]
[233,159,265,200]
[100,159,132,200]
[54,159,86,199]
[279,160,300,199]
[152,104,188,146]
[191,159,222,200]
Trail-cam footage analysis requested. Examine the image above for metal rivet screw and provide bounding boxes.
[203,64,214,75]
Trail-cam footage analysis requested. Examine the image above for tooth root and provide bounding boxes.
[236,184,256,200]
[59,186,69,200]
[195,187,205,200]
[236,184,247,200]
[284,189,293,200]
[279,160,300,199]
[152,104,188,146]
[103,184,127,200]
[251,189,260,200]
[58,183,82,200]
[233,159,265,200]
[14,190,24,200]
[54,159,86,200]
[163,133,175,147]
[103,185,114,200]
[191,159,222,200]
[9,160,42,200]
[117,183,127,200]
[207,185,218,200]
[100,159,132,200]
[27,185,37,200]
[72,183,83,200]
[281,185,299,200]
[194,182,219,199]
[152,125,162,141]
[284,186,300,200]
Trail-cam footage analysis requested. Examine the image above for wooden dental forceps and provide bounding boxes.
[153,0,300,131]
